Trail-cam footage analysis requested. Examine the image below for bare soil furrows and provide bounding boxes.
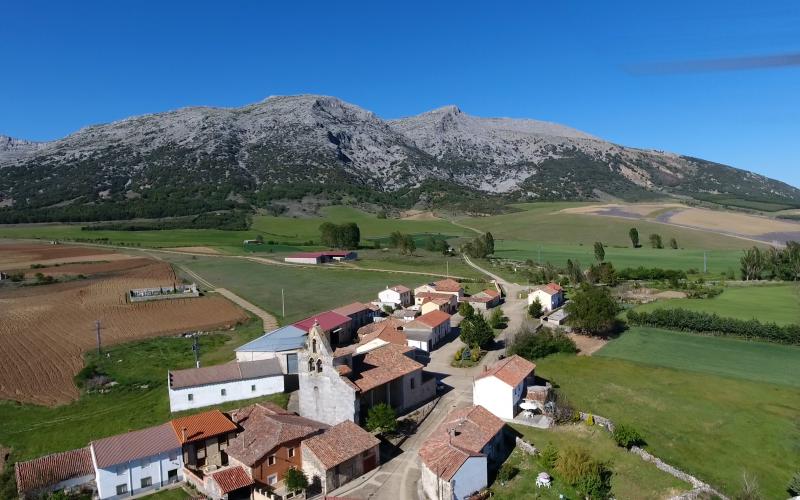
[0,242,123,271]
[0,246,247,406]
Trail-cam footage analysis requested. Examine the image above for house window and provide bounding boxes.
[268,474,278,485]
[220,388,227,396]
[268,454,276,466]
[187,393,193,401]
[288,447,295,458]
[251,384,256,392]
[116,484,128,495]
[141,476,152,488]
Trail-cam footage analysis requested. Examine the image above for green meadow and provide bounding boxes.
[536,354,800,498]
[633,284,800,325]
[598,327,800,387]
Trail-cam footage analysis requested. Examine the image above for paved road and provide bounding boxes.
[327,257,531,500]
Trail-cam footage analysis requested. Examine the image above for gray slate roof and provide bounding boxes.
[169,358,282,390]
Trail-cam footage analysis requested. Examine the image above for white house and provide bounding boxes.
[527,282,564,312]
[90,423,184,499]
[473,355,536,420]
[235,325,307,374]
[401,310,451,352]
[168,358,284,412]
[377,285,412,308]
[419,405,507,500]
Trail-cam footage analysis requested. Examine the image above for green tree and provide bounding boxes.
[528,297,543,318]
[787,471,800,497]
[629,227,640,248]
[458,301,475,320]
[565,284,620,335]
[284,467,309,493]
[669,237,678,249]
[740,246,764,281]
[489,307,505,329]
[566,259,583,284]
[649,233,663,249]
[460,314,494,347]
[319,222,337,247]
[365,403,397,434]
[507,328,577,360]
[484,232,495,255]
[593,241,605,262]
[389,230,404,248]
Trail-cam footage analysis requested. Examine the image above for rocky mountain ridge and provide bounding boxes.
[1,95,798,220]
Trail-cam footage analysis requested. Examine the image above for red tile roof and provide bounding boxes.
[418,405,505,481]
[170,409,238,445]
[475,354,535,387]
[415,310,451,328]
[483,289,501,298]
[15,447,93,495]
[434,278,463,292]
[211,466,254,494]
[385,284,410,293]
[416,291,455,301]
[535,282,563,295]
[332,302,371,317]
[226,403,328,466]
[294,311,352,332]
[286,252,326,259]
[357,319,407,346]
[91,423,180,468]
[303,420,380,469]
[351,343,421,392]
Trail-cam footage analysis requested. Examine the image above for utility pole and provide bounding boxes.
[538,245,542,265]
[192,335,200,368]
[95,320,102,355]
[446,260,449,278]
[704,252,708,274]
[281,288,285,318]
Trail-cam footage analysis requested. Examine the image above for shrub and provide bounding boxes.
[787,471,800,497]
[626,308,800,345]
[507,328,577,360]
[612,424,645,449]
[528,298,543,318]
[555,447,612,499]
[489,307,505,329]
[284,467,308,492]
[365,403,397,434]
[585,414,595,426]
[538,444,558,469]
[496,462,518,483]
[458,301,475,320]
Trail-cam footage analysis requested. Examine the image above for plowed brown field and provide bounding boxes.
[0,245,248,406]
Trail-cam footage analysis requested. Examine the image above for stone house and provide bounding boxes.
[418,405,507,500]
[301,420,380,494]
[473,355,536,420]
[170,410,239,484]
[298,324,436,426]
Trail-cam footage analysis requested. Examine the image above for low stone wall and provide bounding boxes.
[129,283,199,303]
[514,436,538,456]
[575,412,729,500]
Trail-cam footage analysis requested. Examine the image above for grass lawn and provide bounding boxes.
[535,354,800,498]
[0,206,472,251]
[347,249,486,280]
[490,424,687,499]
[141,487,190,499]
[598,327,800,388]
[633,284,800,325]
[167,255,439,324]
[0,317,288,463]
[493,240,744,274]
[460,202,758,250]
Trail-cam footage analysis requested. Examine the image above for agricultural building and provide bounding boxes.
[15,447,95,498]
[168,359,284,413]
[284,251,357,264]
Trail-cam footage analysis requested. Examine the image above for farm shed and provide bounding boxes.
[168,359,284,412]
[15,447,95,498]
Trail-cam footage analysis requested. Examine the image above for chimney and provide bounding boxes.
[181,427,188,443]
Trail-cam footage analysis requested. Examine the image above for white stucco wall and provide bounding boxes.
[452,456,488,500]
[473,376,514,420]
[168,375,284,412]
[285,257,320,264]
[93,449,183,499]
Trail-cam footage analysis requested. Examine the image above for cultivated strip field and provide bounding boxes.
[0,244,247,406]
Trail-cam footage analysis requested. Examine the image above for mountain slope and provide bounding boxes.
[0,95,798,221]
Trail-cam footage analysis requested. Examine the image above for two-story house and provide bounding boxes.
[170,409,239,487]
[377,285,412,308]
[527,283,564,312]
[473,355,536,420]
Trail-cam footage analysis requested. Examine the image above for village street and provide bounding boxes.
[326,257,532,500]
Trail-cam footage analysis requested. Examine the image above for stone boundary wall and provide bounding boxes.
[514,436,538,456]
[576,412,728,500]
[129,283,199,303]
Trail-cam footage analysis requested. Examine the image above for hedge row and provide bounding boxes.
[627,308,800,345]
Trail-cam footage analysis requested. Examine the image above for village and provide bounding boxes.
[13,271,565,500]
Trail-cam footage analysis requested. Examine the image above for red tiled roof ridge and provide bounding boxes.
[15,447,93,495]
[303,420,380,469]
[475,355,535,387]
[211,466,254,494]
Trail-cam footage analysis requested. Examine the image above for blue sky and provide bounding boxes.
[2,1,799,187]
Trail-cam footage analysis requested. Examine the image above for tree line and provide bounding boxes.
[461,232,494,258]
[740,242,800,281]
[627,308,800,345]
[318,222,360,249]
